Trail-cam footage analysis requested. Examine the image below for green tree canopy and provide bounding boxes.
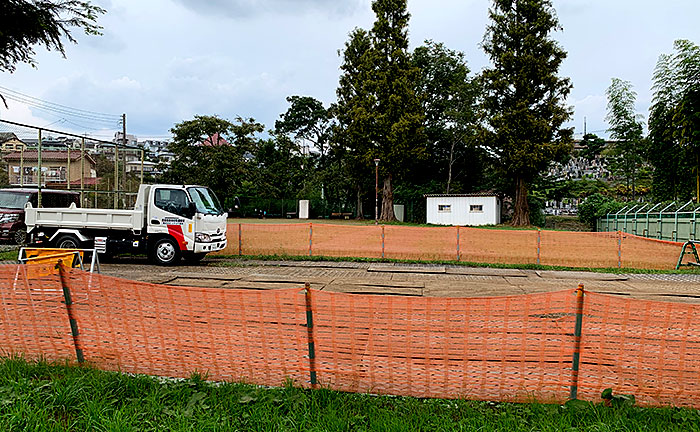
[163,115,264,203]
[481,0,573,226]
[275,96,334,162]
[0,0,105,73]
[412,40,483,194]
[605,78,645,201]
[648,40,700,201]
[579,133,606,161]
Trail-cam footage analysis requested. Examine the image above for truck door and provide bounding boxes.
[148,187,195,252]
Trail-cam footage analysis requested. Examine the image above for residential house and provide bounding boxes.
[0,132,26,152]
[3,150,97,187]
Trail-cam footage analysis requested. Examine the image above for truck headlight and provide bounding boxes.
[195,233,211,242]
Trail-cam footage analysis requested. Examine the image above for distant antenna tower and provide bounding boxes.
[583,117,587,136]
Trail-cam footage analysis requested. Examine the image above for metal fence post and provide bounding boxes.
[537,229,541,265]
[456,225,460,262]
[308,222,313,257]
[303,283,317,387]
[57,262,84,364]
[617,231,622,268]
[569,284,585,400]
[238,223,242,256]
[381,225,385,259]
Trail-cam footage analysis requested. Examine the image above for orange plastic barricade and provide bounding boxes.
[5,264,700,407]
[578,292,700,407]
[17,248,84,278]
[220,223,682,270]
[0,265,75,360]
[19,248,84,268]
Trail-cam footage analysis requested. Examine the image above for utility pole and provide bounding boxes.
[38,129,42,207]
[374,159,380,224]
[114,113,126,208]
[80,137,85,206]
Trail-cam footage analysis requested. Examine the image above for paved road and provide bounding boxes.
[100,256,700,303]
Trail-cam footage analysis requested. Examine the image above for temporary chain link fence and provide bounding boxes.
[2,264,700,407]
[0,119,145,209]
[218,223,682,270]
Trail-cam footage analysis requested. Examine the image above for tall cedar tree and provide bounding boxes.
[334,28,373,218]
[335,0,425,221]
[481,0,572,226]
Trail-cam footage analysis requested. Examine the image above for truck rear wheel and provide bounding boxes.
[55,234,81,249]
[151,237,180,266]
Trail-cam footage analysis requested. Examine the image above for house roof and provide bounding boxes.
[0,132,21,144]
[424,193,499,198]
[200,132,230,146]
[3,150,96,165]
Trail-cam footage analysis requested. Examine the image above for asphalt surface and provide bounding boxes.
[98,256,700,304]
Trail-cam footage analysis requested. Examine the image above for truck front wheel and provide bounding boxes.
[151,237,180,266]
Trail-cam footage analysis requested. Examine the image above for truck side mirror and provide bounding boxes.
[186,202,197,219]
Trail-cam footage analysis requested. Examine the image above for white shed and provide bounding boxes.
[425,194,501,226]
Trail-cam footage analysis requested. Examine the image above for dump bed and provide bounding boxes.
[25,206,144,232]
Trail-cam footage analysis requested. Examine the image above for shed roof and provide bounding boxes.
[424,193,499,198]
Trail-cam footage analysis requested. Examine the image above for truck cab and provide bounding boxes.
[26,184,227,265]
[140,184,228,264]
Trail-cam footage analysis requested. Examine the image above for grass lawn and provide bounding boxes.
[1,358,698,431]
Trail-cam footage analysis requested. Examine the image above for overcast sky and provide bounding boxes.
[0,0,698,142]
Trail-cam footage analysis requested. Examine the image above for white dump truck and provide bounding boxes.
[24,184,228,265]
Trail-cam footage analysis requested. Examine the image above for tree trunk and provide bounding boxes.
[355,185,364,220]
[446,140,456,194]
[512,177,530,226]
[380,174,396,222]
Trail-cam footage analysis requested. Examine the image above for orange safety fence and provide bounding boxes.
[3,265,700,406]
[220,223,683,269]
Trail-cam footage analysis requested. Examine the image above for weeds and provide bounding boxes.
[1,357,699,431]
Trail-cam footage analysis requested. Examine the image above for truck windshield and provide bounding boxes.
[0,192,31,209]
[187,187,224,215]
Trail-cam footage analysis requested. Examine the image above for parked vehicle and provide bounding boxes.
[25,184,227,265]
[0,188,80,245]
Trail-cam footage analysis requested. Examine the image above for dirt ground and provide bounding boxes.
[100,256,700,304]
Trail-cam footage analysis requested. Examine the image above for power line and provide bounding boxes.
[0,85,121,125]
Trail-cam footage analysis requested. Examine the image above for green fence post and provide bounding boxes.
[659,202,675,240]
[618,231,622,268]
[238,223,242,256]
[308,222,313,257]
[382,225,385,259]
[57,262,84,364]
[303,283,317,387]
[569,284,585,400]
[456,225,460,262]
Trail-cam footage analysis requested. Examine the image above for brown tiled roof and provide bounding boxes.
[3,150,95,164]
[200,132,230,146]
